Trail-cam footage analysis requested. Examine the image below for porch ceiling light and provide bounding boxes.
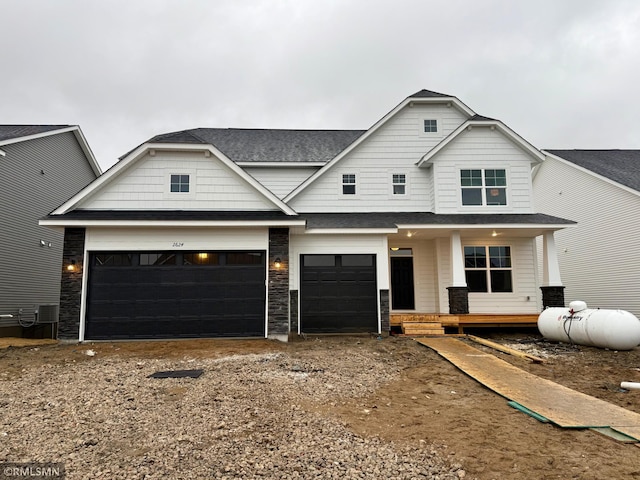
[491,230,498,237]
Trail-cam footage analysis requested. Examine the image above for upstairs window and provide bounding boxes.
[170,174,190,193]
[423,119,438,133]
[392,174,406,195]
[461,169,506,206]
[464,246,512,293]
[342,174,356,195]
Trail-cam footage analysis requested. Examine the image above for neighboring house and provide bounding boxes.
[533,150,640,318]
[0,125,101,336]
[40,90,573,342]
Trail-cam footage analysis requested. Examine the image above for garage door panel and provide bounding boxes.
[86,251,266,340]
[300,254,378,334]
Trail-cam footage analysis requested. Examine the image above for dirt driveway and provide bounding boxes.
[1,334,639,479]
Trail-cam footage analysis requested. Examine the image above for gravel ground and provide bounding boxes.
[0,341,465,479]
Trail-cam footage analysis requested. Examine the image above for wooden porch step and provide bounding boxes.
[402,322,445,336]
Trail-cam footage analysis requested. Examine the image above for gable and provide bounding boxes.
[61,145,294,213]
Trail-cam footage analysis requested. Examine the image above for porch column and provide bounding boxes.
[447,230,469,314]
[59,227,85,341]
[268,227,290,342]
[540,231,565,308]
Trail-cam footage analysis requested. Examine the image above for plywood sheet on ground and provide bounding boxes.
[417,337,640,441]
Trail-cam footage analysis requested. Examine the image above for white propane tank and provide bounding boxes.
[538,301,640,351]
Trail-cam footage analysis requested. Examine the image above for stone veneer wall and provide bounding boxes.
[379,289,389,334]
[289,290,299,334]
[267,228,289,340]
[540,286,565,309]
[59,227,85,340]
[447,286,469,314]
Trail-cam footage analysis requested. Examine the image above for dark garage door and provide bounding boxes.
[85,251,266,340]
[300,254,378,334]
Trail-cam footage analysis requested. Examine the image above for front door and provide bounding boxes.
[390,256,415,310]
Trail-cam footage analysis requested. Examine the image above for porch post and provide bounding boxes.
[540,231,565,308]
[448,230,469,314]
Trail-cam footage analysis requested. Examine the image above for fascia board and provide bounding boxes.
[541,151,640,198]
[51,143,150,214]
[284,96,475,203]
[39,218,307,228]
[0,125,76,147]
[0,148,5,157]
[396,223,575,231]
[303,228,398,234]
[237,162,325,168]
[52,142,298,216]
[71,126,102,175]
[417,120,544,167]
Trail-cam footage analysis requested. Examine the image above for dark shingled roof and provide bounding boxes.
[44,210,574,228]
[143,128,365,164]
[301,212,575,229]
[408,89,452,98]
[0,125,71,142]
[546,150,640,193]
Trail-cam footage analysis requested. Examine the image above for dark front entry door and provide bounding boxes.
[390,257,415,310]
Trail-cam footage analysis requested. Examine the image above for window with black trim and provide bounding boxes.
[342,174,356,195]
[140,253,177,266]
[461,169,506,206]
[423,119,438,133]
[464,246,512,293]
[170,174,190,193]
[392,174,406,195]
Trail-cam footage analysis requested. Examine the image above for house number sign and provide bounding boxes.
[172,242,184,247]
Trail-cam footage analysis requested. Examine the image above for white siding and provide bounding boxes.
[80,151,277,211]
[289,104,467,212]
[534,157,640,317]
[85,227,268,251]
[435,236,539,314]
[289,234,389,290]
[244,166,317,199]
[431,127,535,214]
[388,238,439,312]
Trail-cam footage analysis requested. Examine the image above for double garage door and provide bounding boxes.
[85,251,266,340]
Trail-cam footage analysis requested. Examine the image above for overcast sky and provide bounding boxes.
[2,0,640,170]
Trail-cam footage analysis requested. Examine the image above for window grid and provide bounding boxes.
[464,245,512,293]
[461,169,507,206]
[342,173,356,195]
[170,174,190,193]
[392,173,406,195]
[423,119,438,133]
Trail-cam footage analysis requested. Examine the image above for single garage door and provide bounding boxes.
[300,254,378,334]
[85,251,266,340]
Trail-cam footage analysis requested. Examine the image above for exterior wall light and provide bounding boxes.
[274,257,282,269]
[66,260,79,272]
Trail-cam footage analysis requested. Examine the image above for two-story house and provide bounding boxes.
[1,125,101,337]
[40,90,573,342]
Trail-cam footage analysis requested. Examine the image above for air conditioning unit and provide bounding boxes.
[36,304,59,324]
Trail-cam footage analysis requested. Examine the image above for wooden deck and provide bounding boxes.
[391,313,539,335]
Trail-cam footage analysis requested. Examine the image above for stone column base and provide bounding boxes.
[540,286,565,309]
[379,289,389,333]
[447,286,469,314]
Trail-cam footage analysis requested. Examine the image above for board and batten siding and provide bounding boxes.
[244,166,318,199]
[80,151,277,211]
[435,236,540,314]
[534,156,640,317]
[431,127,535,214]
[0,132,98,326]
[289,104,467,213]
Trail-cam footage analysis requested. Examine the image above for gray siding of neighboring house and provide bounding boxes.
[0,132,98,328]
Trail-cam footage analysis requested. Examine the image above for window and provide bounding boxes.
[342,174,356,195]
[140,253,177,266]
[392,174,406,195]
[464,246,512,293]
[423,119,438,133]
[390,248,413,256]
[461,169,507,206]
[183,252,220,265]
[170,174,190,193]
[94,253,133,266]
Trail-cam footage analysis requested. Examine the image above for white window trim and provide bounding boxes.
[459,167,509,208]
[388,170,409,198]
[339,171,359,197]
[420,116,441,135]
[164,169,196,199]
[464,244,515,294]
